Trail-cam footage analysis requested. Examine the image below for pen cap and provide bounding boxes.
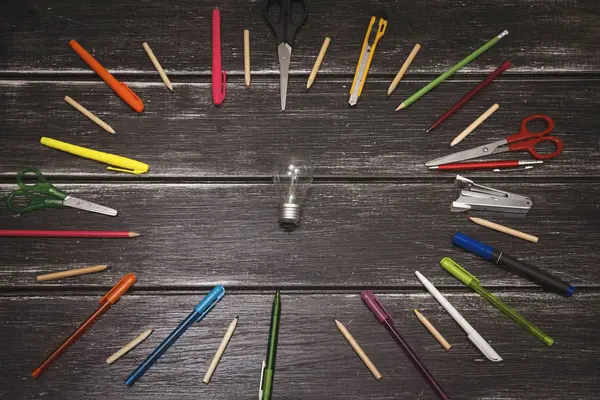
[452,232,494,261]
[100,273,136,305]
[194,285,226,321]
[360,291,391,323]
[440,257,479,286]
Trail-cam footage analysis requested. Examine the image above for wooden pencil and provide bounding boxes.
[334,319,382,380]
[450,103,499,147]
[142,42,173,92]
[106,329,154,364]
[414,309,451,351]
[64,96,115,135]
[36,265,109,281]
[244,30,251,88]
[469,217,539,243]
[203,317,239,384]
[387,43,421,95]
[306,37,331,89]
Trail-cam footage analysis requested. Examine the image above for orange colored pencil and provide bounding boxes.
[69,40,144,113]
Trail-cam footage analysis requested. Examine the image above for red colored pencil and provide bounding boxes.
[0,230,140,238]
[427,61,511,133]
[428,160,542,171]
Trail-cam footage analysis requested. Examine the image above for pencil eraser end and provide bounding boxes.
[566,286,575,297]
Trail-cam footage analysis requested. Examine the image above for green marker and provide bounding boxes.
[260,291,281,400]
[396,30,508,111]
[440,257,554,347]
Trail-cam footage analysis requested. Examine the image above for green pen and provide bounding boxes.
[260,291,281,400]
[440,257,554,347]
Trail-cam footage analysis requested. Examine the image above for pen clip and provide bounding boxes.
[441,257,479,286]
[258,360,266,400]
[99,273,136,305]
[119,82,142,103]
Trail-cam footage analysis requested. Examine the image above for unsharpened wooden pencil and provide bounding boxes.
[36,265,109,281]
[203,317,239,384]
[106,329,154,365]
[414,309,451,351]
[334,319,382,380]
[451,103,499,147]
[64,96,115,135]
[142,42,173,92]
[307,37,331,89]
[387,43,421,95]
[244,30,251,88]
[469,217,539,243]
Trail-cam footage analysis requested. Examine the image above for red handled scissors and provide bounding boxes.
[425,114,564,167]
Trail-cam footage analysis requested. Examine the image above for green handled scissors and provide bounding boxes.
[7,168,117,216]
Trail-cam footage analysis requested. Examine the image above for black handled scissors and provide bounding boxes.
[264,0,308,110]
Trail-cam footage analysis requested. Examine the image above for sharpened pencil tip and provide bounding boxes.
[425,127,433,133]
[235,316,239,319]
[129,232,141,237]
[395,102,406,111]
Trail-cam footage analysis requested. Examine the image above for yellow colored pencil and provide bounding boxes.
[36,265,108,281]
[387,43,421,95]
[64,96,115,135]
[450,103,499,147]
[142,42,173,92]
[106,329,154,364]
[244,30,251,88]
[469,217,539,243]
[334,319,382,380]
[307,37,331,89]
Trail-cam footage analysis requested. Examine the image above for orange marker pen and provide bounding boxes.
[69,40,144,113]
[32,273,136,378]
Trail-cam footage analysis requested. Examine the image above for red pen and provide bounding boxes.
[427,61,510,133]
[212,9,226,105]
[32,273,136,378]
[69,40,144,113]
[429,160,542,171]
[362,291,450,400]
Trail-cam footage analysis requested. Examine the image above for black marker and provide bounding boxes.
[452,232,575,297]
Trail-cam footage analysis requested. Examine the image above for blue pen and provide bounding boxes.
[453,232,575,297]
[125,285,225,386]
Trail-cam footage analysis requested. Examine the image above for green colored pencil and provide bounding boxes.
[396,30,508,111]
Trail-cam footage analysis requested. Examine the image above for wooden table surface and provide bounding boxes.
[1,1,599,399]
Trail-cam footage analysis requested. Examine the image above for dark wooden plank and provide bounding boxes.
[0,182,597,289]
[0,291,598,399]
[2,0,599,74]
[0,78,598,178]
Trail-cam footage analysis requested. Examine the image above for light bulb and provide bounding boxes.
[273,156,314,226]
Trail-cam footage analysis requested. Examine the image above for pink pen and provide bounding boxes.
[212,9,226,105]
[361,291,450,400]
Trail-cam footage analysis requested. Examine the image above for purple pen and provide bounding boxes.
[361,291,450,400]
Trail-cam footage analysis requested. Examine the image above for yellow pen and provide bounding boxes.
[349,16,387,106]
[40,137,149,175]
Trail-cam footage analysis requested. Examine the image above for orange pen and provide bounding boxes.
[69,40,144,112]
[32,273,136,378]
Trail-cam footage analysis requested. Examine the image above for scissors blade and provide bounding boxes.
[63,195,118,216]
[277,42,292,111]
[425,139,508,167]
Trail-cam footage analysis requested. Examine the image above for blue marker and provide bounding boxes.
[125,285,226,386]
[453,232,575,297]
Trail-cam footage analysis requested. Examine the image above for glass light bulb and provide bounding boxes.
[272,156,314,226]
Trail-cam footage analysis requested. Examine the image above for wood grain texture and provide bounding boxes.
[1,0,599,74]
[0,292,598,400]
[0,78,598,178]
[0,182,597,289]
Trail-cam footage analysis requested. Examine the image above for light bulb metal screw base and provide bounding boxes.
[280,203,300,225]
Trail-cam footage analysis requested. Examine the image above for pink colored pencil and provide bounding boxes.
[0,230,140,238]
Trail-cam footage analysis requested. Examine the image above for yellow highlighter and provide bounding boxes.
[40,137,149,174]
[349,16,387,106]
